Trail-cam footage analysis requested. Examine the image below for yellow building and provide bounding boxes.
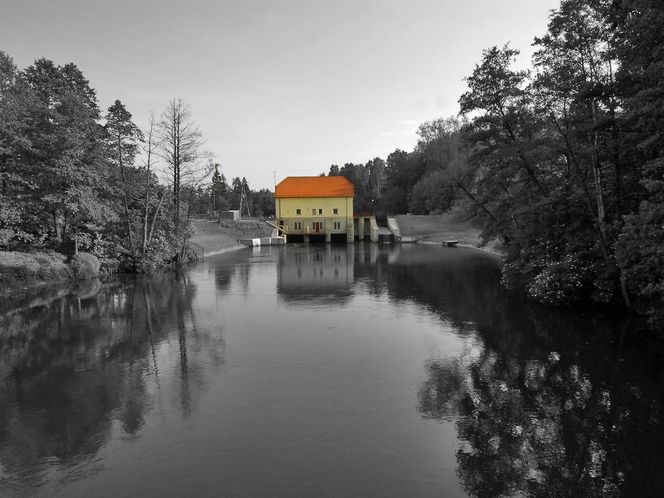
[275,176,354,243]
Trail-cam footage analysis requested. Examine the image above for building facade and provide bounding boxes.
[275,176,355,243]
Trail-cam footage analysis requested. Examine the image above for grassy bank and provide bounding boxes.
[0,251,101,291]
[394,213,502,256]
[189,219,273,256]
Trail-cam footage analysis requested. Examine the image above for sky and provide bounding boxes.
[1,0,560,190]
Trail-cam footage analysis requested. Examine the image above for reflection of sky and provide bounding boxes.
[3,245,658,496]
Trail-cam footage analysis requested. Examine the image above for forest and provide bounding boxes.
[1,0,663,328]
[0,54,272,272]
[322,0,664,329]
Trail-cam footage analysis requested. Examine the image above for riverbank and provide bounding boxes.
[0,251,101,293]
[0,219,268,295]
[189,218,273,257]
[395,213,502,257]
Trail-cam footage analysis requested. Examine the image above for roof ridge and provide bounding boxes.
[275,175,354,198]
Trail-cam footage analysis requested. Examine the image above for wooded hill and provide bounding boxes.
[322,0,664,329]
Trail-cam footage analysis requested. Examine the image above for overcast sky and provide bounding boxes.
[1,0,559,189]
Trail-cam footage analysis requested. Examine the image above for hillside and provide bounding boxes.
[190,219,273,256]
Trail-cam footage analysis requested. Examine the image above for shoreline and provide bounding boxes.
[199,244,247,258]
[417,239,504,259]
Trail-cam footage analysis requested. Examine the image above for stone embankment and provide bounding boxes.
[189,219,273,257]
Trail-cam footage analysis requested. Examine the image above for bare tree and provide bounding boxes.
[156,99,205,240]
[141,113,168,259]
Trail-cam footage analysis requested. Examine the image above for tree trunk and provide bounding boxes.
[147,189,167,248]
[118,132,135,255]
[53,211,61,242]
[142,117,155,258]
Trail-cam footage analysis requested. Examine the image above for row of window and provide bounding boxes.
[294,208,339,215]
[289,221,344,231]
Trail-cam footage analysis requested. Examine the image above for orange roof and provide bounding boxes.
[275,176,354,198]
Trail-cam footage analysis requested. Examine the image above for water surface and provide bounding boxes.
[0,244,662,496]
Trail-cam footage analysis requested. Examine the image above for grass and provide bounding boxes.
[0,251,100,291]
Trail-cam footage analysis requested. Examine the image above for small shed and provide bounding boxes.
[220,210,240,221]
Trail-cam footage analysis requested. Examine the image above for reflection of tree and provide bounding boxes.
[0,272,224,493]
[418,359,470,422]
[419,344,664,496]
[359,247,664,495]
[214,265,234,291]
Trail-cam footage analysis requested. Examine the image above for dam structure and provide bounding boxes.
[274,175,402,244]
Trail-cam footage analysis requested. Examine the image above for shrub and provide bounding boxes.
[69,252,101,280]
[616,202,664,329]
[527,255,586,306]
[33,252,71,280]
[0,251,40,284]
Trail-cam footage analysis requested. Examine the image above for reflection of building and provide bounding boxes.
[275,176,355,243]
[277,246,354,303]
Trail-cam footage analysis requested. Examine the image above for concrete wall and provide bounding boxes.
[387,217,401,238]
[353,216,379,242]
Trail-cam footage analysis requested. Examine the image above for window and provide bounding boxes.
[296,209,301,215]
[333,221,341,230]
[318,209,323,215]
[312,208,317,215]
[333,208,338,215]
[294,222,302,230]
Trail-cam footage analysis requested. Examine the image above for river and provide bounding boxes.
[0,244,662,497]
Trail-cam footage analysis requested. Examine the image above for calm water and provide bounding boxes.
[0,244,662,497]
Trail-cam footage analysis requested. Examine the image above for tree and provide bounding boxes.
[531,0,633,302]
[104,100,143,255]
[156,98,205,246]
[210,163,227,212]
[251,189,275,218]
[138,113,170,265]
[366,157,386,202]
[20,58,111,251]
[0,51,32,248]
[378,149,425,215]
[613,0,664,327]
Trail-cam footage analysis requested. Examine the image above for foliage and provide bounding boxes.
[68,252,100,279]
[446,0,664,327]
[311,1,664,329]
[0,51,230,273]
[0,251,73,286]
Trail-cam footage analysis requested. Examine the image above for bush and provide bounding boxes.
[0,251,40,284]
[69,252,101,280]
[527,255,586,306]
[616,203,664,329]
[33,252,71,280]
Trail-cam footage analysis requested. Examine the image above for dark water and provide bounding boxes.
[0,244,662,497]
